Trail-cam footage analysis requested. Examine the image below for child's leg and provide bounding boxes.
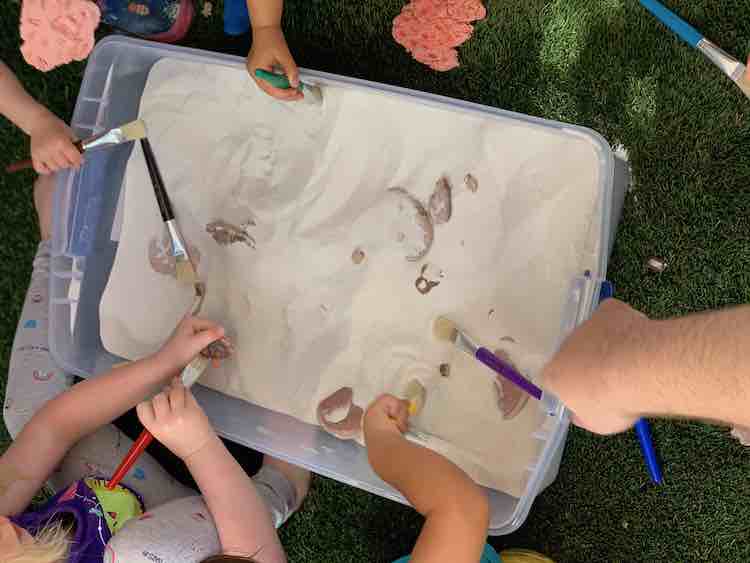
[51,424,195,507]
[256,455,310,527]
[3,238,70,439]
[96,0,195,42]
[5,176,193,507]
[105,495,220,563]
[223,0,251,35]
[105,460,309,563]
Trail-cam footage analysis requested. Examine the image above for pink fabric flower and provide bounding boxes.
[392,0,485,72]
[412,45,459,71]
[446,0,487,22]
[20,0,101,72]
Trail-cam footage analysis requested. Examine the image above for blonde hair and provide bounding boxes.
[6,519,72,563]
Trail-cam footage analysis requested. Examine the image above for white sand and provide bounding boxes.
[100,58,604,497]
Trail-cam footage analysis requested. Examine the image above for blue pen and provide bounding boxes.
[598,281,663,484]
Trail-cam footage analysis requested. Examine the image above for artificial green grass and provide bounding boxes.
[2,0,750,561]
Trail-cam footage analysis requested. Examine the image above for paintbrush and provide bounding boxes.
[106,354,211,491]
[140,137,198,285]
[254,69,324,105]
[638,0,750,100]
[6,119,147,173]
[433,317,543,400]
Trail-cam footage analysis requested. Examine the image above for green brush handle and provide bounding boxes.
[254,69,302,91]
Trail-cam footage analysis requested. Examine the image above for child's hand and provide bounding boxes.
[28,114,82,174]
[247,26,303,102]
[155,316,225,375]
[137,380,217,459]
[364,394,410,437]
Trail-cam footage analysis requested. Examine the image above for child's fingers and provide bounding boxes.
[184,387,202,411]
[151,390,170,419]
[136,400,156,427]
[388,400,410,431]
[168,381,187,411]
[278,55,299,89]
[254,76,302,101]
[191,328,226,354]
[62,144,82,168]
[186,317,224,334]
[49,154,67,172]
[33,159,51,175]
[250,60,302,101]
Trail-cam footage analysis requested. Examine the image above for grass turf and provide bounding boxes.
[2,0,750,561]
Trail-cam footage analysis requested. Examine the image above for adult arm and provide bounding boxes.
[543,298,750,434]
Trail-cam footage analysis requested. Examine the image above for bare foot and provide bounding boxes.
[33,175,55,240]
[262,456,311,511]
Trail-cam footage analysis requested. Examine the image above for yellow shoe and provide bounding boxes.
[500,549,555,563]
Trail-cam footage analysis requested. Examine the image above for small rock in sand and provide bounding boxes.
[351,248,366,264]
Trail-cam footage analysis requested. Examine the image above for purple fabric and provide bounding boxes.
[10,479,143,563]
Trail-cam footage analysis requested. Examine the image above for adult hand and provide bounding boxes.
[542,298,649,435]
[137,380,217,460]
[155,316,225,376]
[246,26,303,101]
[29,114,82,174]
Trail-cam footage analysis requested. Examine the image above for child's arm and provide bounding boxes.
[0,60,82,174]
[137,382,286,563]
[364,395,490,563]
[0,317,224,517]
[245,0,302,102]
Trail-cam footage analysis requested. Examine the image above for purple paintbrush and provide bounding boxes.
[433,317,543,400]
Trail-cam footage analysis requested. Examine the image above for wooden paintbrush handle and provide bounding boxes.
[6,159,33,173]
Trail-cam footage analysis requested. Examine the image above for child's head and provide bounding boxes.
[202,555,259,563]
[0,516,71,563]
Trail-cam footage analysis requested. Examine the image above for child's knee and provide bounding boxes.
[107,496,220,563]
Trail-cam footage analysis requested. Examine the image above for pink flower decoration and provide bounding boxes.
[446,0,487,22]
[412,46,459,71]
[20,0,101,72]
[392,0,485,72]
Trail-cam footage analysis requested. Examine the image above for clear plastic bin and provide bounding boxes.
[49,36,627,535]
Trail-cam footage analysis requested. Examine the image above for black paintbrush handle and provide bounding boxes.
[140,138,174,221]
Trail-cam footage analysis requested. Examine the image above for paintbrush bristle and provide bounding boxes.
[735,72,750,101]
[433,316,458,342]
[175,257,198,285]
[302,83,324,105]
[120,119,147,141]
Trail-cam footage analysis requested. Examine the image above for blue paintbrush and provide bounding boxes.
[638,0,750,100]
